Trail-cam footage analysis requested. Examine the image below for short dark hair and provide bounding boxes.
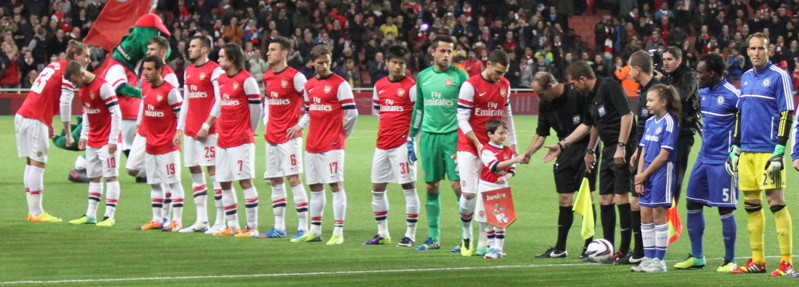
[190,35,211,49]
[64,60,84,79]
[747,32,770,47]
[386,45,408,62]
[629,50,653,74]
[143,55,165,70]
[567,60,596,80]
[485,118,507,135]
[649,83,682,123]
[487,49,510,66]
[699,52,726,76]
[148,36,170,51]
[309,44,331,61]
[664,46,682,60]
[270,36,293,53]
[221,43,245,70]
[532,71,557,90]
[430,35,454,50]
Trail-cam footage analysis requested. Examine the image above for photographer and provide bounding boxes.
[655,46,700,203]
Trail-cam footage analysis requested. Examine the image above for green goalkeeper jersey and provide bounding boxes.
[409,64,469,137]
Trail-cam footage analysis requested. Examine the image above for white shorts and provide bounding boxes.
[145,150,181,184]
[15,115,49,162]
[457,151,481,195]
[475,180,508,223]
[215,143,256,182]
[183,134,218,167]
[371,146,416,184]
[86,145,121,178]
[121,119,137,151]
[264,137,303,178]
[305,149,345,185]
[124,134,146,171]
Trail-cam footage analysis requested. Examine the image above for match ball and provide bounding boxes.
[585,239,614,263]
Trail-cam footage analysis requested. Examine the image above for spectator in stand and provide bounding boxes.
[224,16,244,45]
[380,15,398,40]
[727,49,746,82]
[463,50,484,78]
[368,51,388,85]
[644,29,665,51]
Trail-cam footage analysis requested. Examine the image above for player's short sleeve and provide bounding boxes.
[293,72,307,94]
[105,64,128,89]
[168,88,182,107]
[481,148,499,171]
[337,81,356,110]
[661,115,677,151]
[408,84,417,103]
[458,81,475,109]
[580,91,595,126]
[100,83,118,103]
[165,73,180,88]
[243,77,260,96]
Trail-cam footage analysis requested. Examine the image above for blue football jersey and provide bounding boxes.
[738,62,794,153]
[697,79,739,164]
[639,112,679,167]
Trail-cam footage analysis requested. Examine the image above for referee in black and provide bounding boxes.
[524,72,597,259]
[546,61,637,262]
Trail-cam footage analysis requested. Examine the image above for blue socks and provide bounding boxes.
[687,209,705,259]
[720,212,737,262]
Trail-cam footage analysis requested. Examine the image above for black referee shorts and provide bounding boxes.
[554,142,598,194]
[599,142,634,196]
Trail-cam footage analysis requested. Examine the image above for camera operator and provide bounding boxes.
[654,46,700,203]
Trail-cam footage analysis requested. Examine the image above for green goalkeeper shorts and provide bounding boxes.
[419,131,459,182]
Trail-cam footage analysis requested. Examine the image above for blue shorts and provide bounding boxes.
[686,161,738,208]
[640,162,675,208]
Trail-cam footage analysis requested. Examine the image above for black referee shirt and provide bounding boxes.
[536,83,591,145]
[584,77,635,145]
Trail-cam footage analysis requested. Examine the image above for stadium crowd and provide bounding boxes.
[3,0,799,90]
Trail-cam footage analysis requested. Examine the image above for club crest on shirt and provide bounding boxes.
[597,105,606,117]
[84,102,91,108]
[200,73,206,80]
[500,89,506,96]
[398,88,406,97]
[762,79,771,87]
[281,80,289,88]
[503,154,510,160]
[717,95,725,105]
[89,92,96,100]
[655,127,662,134]
[572,115,581,125]
[324,85,332,94]
[446,79,453,87]
[157,94,164,102]
[233,82,239,90]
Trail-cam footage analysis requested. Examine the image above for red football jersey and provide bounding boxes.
[182,61,223,137]
[216,70,260,148]
[480,143,516,183]
[263,67,306,145]
[140,81,182,154]
[457,75,512,155]
[79,78,120,148]
[136,66,179,138]
[373,76,416,149]
[16,60,73,127]
[304,73,356,153]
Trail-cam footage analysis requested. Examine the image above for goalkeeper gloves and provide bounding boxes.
[764,144,785,178]
[407,139,418,163]
[725,145,740,175]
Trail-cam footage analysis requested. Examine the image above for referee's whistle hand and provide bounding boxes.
[613,147,626,166]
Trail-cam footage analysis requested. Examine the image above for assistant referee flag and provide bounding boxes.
[572,177,594,239]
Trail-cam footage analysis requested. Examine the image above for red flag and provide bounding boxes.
[83,0,154,52]
[667,197,683,245]
[482,187,516,228]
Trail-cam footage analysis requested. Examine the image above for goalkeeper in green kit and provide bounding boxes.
[408,35,469,251]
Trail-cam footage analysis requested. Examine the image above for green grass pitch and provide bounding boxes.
[0,115,797,286]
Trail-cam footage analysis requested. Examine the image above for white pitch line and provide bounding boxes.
[0,255,792,285]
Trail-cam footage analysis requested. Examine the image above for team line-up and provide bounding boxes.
[12,21,799,276]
